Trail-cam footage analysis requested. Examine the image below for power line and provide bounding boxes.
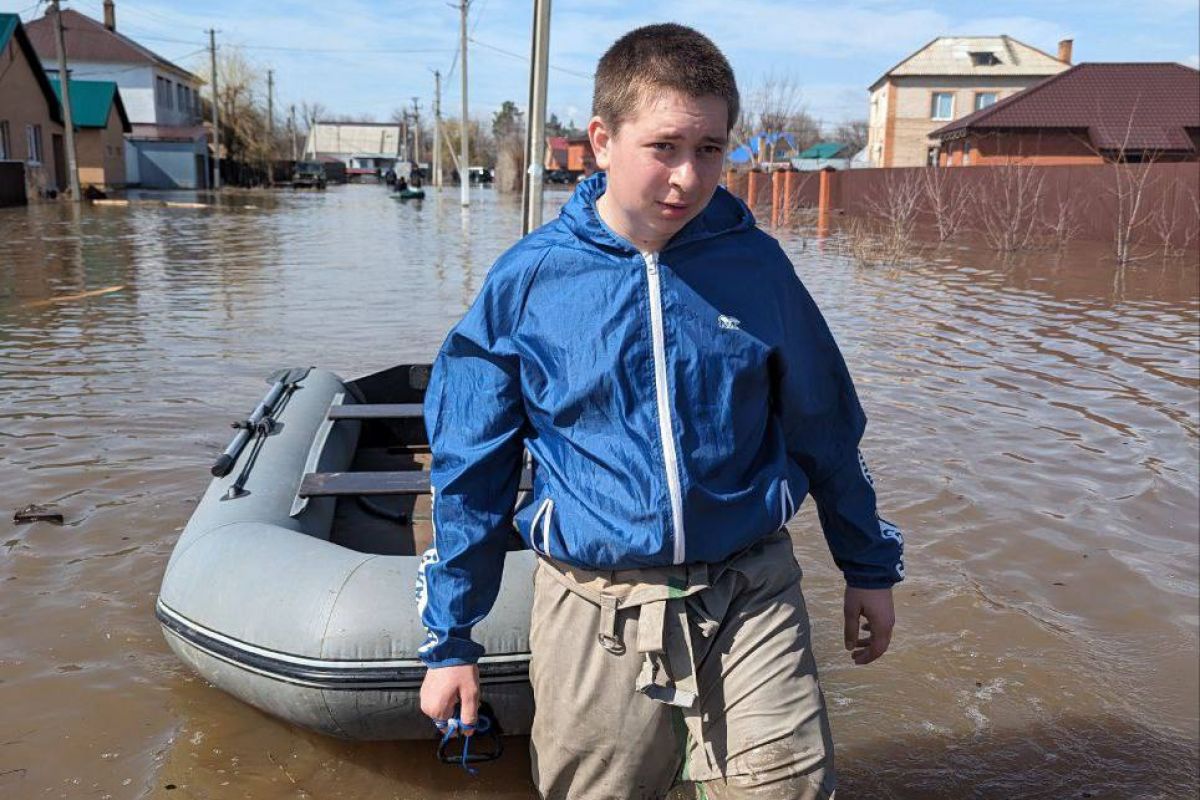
[468,36,593,80]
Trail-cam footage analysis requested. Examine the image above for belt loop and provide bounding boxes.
[596,594,624,655]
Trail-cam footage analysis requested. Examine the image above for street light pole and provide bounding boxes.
[521,0,552,235]
[459,0,470,206]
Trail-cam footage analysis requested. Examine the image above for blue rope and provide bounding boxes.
[433,715,493,775]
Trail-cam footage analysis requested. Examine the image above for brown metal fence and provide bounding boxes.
[725,162,1200,249]
[0,161,27,208]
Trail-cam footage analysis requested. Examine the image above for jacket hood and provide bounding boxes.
[558,172,756,254]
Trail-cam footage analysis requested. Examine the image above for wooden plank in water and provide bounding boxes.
[328,403,424,420]
[299,470,533,497]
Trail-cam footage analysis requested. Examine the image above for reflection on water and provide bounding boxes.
[1,184,1197,799]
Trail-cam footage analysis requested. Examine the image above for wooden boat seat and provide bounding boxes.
[299,469,533,498]
[328,403,424,421]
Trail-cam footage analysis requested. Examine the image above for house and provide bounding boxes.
[26,1,210,189]
[49,78,131,191]
[565,134,595,177]
[545,135,568,171]
[0,12,64,204]
[302,122,404,181]
[930,62,1200,165]
[867,35,1072,167]
[791,141,855,171]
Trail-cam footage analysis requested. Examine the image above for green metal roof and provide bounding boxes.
[0,13,63,124]
[0,13,18,52]
[49,78,131,131]
[796,141,852,159]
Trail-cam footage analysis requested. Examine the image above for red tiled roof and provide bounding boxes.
[25,9,202,84]
[932,63,1200,151]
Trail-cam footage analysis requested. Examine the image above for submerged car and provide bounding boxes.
[292,161,327,190]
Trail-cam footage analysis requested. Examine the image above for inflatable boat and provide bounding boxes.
[394,188,426,200]
[155,365,535,740]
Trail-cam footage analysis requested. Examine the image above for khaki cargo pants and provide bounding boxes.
[528,530,836,800]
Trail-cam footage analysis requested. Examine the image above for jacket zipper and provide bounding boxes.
[642,252,686,564]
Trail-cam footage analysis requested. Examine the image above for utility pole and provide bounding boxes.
[208,28,220,190]
[289,104,297,161]
[459,0,470,206]
[266,69,274,187]
[435,73,444,187]
[411,96,421,170]
[50,0,80,200]
[521,0,552,234]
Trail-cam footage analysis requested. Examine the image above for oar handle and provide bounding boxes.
[211,380,287,477]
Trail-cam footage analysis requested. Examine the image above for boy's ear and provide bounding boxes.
[588,115,612,171]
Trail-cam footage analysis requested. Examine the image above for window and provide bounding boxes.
[963,141,973,165]
[970,51,1000,66]
[974,92,997,111]
[26,123,43,162]
[177,83,185,111]
[931,92,954,120]
[0,120,10,160]
[927,146,939,166]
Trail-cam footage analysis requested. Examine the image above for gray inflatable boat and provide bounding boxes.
[155,365,535,740]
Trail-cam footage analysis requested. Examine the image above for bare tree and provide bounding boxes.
[865,168,925,253]
[971,160,1047,252]
[1149,179,1200,260]
[920,166,974,243]
[734,72,809,167]
[832,119,868,153]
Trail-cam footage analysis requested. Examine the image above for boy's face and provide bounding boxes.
[588,90,728,253]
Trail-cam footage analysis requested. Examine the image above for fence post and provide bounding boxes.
[725,168,736,195]
[771,171,783,227]
[783,170,796,226]
[817,167,833,236]
[747,170,760,213]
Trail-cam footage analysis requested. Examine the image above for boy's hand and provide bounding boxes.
[420,664,481,733]
[843,586,895,665]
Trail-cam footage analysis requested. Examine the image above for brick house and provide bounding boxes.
[565,134,595,177]
[26,2,209,189]
[50,77,131,190]
[867,35,1072,167]
[0,12,64,204]
[930,62,1200,165]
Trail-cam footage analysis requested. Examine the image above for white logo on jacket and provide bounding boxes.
[717,314,742,330]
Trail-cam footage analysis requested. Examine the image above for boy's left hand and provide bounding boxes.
[843,586,895,665]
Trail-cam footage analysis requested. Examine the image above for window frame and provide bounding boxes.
[974,92,998,111]
[931,92,954,121]
[25,123,43,163]
[0,120,10,160]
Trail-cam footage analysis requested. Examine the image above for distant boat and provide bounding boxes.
[394,188,426,201]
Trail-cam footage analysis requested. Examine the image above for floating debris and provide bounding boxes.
[13,504,64,525]
[24,285,125,309]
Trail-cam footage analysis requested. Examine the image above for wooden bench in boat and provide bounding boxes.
[327,403,423,421]
[299,469,533,498]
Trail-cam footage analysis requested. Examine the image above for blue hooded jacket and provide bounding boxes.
[418,173,904,667]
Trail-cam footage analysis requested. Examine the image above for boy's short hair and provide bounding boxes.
[593,24,739,135]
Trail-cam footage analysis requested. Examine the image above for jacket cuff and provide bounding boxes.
[844,569,903,590]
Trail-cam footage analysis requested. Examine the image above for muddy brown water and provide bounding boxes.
[1,184,1197,799]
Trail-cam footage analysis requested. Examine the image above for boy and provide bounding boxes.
[419,23,904,799]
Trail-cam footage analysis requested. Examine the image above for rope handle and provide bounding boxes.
[433,713,503,775]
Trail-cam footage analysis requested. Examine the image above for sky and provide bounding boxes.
[6,0,1199,132]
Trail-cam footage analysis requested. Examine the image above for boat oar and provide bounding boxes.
[211,378,288,478]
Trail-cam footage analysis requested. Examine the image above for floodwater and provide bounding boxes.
[1,183,1197,799]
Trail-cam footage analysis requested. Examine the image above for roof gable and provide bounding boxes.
[871,35,1069,90]
[931,63,1200,152]
[0,13,64,124]
[49,78,131,131]
[25,9,202,84]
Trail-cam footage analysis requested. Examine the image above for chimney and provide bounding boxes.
[104,0,116,31]
[1057,38,1073,64]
